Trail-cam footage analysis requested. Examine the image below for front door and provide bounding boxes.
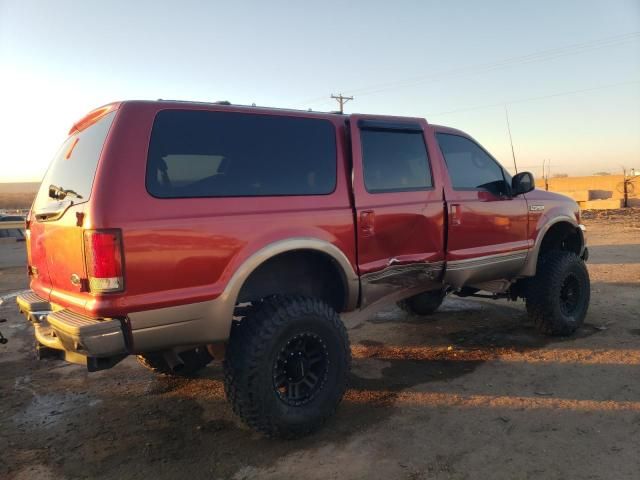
[435,131,529,287]
[349,116,445,306]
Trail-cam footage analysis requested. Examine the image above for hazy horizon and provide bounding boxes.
[1,0,639,183]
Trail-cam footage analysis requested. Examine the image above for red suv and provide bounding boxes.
[18,100,590,437]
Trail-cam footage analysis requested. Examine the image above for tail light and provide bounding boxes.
[83,229,124,293]
[25,211,33,273]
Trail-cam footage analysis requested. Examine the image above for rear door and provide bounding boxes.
[28,109,117,307]
[349,115,445,307]
[435,132,529,287]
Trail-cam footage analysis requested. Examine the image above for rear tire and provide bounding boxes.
[137,346,213,376]
[224,295,350,438]
[397,289,445,316]
[526,251,590,336]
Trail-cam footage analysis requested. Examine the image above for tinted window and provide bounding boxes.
[436,133,506,191]
[360,129,432,193]
[33,111,116,210]
[146,110,337,197]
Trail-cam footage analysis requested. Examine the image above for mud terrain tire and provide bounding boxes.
[526,251,590,336]
[224,296,351,438]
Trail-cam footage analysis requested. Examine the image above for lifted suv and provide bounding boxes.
[18,101,589,437]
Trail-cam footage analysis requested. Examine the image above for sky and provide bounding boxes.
[0,0,639,183]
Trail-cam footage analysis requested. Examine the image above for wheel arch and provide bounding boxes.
[216,238,359,337]
[521,216,585,277]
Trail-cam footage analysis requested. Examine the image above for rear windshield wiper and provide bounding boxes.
[32,185,82,222]
[48,184,83,200]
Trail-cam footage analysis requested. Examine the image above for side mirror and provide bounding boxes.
[511,171,535,196]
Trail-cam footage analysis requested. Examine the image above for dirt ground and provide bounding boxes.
[1,211,639,480]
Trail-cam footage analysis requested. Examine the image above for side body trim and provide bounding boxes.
[128,238,359,351]
[444,250,528,288]
[447,251,528,271]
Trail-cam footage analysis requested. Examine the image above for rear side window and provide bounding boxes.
[146,110,337,198]
[33,111,116,210]
[360,129,432,193]
[436,133,506,190]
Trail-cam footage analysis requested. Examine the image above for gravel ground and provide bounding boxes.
[1,210,639,480]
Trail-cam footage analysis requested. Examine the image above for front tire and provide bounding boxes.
[224,296,351,438]
[526,251,590,336]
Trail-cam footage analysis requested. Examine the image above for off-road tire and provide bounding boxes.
[224,295,351,438]
[397,290,446,316]
[137,346,213,376]
[526,251,590,336]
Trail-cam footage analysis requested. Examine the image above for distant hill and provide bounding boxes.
[0,182,40,194]
[0,182,40,209]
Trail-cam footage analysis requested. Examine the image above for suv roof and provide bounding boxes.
[118,99,432,125]
[132,99,347,120]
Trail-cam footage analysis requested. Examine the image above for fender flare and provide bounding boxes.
[212,237,360,333]
[520,216,585,277]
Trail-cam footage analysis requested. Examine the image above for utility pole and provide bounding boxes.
[331,93,354,113]
[542,159,550,191]
[546,159,551,190]
[621,166,629,208]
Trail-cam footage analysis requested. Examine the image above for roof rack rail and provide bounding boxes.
[152,99,346,116]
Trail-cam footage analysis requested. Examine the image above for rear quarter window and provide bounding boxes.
[146,110,337,198]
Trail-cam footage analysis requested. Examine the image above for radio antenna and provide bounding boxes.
[504,105,518,174]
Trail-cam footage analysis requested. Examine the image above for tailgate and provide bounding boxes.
[29,207,88,308]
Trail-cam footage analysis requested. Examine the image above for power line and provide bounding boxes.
[429,79,640,117]
[300,31,640,105]
[350,32,640,98]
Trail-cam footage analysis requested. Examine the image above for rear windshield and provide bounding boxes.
[146,110,337,198]
[33,111,116,210]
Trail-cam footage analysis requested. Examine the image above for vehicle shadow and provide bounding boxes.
[583,244,640,264]
[1,293,628,480]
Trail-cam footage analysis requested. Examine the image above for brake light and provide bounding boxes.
[83,229,124,293]
[69,102,120,135]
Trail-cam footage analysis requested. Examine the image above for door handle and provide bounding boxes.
[450,203,462,226]
[360,210,375,236]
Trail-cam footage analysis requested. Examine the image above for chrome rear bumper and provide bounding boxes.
[17,291,128,370]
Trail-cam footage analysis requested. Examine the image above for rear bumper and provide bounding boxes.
[17,291,129,370]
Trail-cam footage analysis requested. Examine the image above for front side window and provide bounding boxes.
[146,110,337,197]
[436,133,507,192]
[360,129,432,193]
